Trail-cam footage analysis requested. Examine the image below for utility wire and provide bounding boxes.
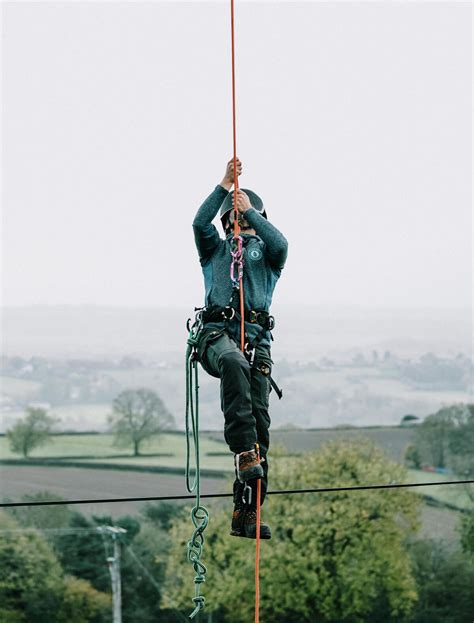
[1,479,472,509]
[110,543,191,623]
[124,544,162,594]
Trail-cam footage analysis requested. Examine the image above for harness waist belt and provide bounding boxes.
[200,306,274,330]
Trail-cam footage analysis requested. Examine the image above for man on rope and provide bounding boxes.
[192,158,288,539]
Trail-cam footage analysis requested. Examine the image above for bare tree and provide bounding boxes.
[108,388,175,456]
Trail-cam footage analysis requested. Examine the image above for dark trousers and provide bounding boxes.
[197,329,272,507]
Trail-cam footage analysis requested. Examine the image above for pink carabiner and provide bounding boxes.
[230,236,244,285]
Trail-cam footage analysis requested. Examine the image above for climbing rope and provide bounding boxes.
[185,317,209,619]
[255,445,262,623]
[230,0,246,354]
[230,1,262,621]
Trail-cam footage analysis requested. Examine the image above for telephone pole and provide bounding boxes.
[97,526,127,623]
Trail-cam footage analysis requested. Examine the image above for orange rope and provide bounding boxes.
[255,448,262,623]
[230,0,245,353]
[230,1,261,621]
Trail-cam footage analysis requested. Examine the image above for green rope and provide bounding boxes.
[185,327,210,619]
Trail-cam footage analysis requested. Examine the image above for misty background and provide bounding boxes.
[0,10,473,623]
[1,1,472,433]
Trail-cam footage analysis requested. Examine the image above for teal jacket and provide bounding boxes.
[192,185,288,347]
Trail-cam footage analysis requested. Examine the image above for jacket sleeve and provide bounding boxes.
[244,208,288,270]
[192,185,228,261]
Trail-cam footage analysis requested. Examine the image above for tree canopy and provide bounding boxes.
[0,511,110,623]
[7,406,57,458]
[108,387,175,455]
[414,403,473,474]
[162,440,421,623]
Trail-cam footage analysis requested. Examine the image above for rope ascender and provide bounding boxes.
[185,1,262,620]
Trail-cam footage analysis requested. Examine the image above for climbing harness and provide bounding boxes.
[198,302,283,399]
[200,305,274,329]
[185,314,209,619]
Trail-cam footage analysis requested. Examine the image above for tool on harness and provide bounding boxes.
[256,362,283,400]
[243,482,252,506]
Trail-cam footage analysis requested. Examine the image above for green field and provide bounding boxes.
[406,469,473,511]
[0,432,234,473]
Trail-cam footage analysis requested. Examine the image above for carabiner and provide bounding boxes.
[242,483,252,506]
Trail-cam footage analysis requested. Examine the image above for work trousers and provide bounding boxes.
[197,328,272,507]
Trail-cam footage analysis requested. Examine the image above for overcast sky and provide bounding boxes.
[1,1,471,310]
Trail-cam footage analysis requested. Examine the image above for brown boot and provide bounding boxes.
[230,504,246,537]
[230,505,271,540]
[234,448,264,482]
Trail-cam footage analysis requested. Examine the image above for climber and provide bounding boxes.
[192,158,288,539]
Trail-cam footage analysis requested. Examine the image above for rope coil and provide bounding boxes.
[185,323,210,619]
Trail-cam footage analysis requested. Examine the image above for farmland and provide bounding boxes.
[1,429,471,514]
[0,464,464,545]
[0,432,234,473]
[0,465,226,517]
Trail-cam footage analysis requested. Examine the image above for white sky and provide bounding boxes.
[1,1,472,309]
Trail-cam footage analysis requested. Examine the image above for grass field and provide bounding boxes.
[0,432,235,472]
[406,469,473,511]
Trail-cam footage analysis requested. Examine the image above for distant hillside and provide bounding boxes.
[1,304,470,361]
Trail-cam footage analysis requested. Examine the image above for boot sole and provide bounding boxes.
[238,464,264,481]
[229,528,272,540]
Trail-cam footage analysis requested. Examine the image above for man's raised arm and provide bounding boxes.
[192,186,227,261]
[192,159,242,261]
[245,209,288,270]
[235,190,288,270]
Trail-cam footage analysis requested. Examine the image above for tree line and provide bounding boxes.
[1,440,473,622]
[6,388,175,458]
[404,403,474,476]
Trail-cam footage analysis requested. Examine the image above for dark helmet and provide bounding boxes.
[219,188,267,231]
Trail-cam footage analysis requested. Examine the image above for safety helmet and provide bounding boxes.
[219,188,267,230]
